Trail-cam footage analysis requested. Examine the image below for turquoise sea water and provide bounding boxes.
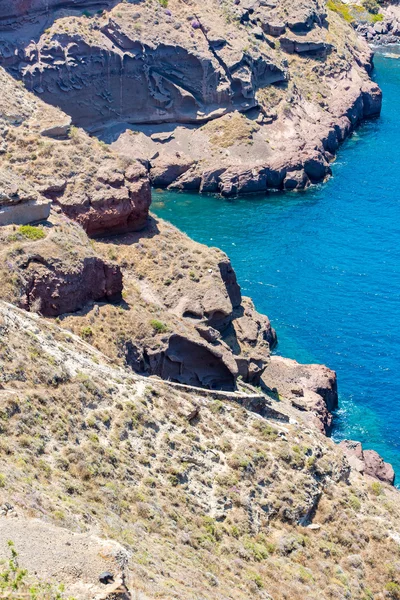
[152,48,400,481]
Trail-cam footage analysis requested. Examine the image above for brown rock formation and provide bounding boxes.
[125,333,238,390]
[339,440,395,486]
[56,163,151,237]
[0,169,51,226]
[261,356,338,434]
[20,256,123,317]
[0,68,151,233]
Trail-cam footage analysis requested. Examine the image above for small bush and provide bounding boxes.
[150,319,168,334]
[349,494,361,511]
[372,12,384,21]
[386,582,400,599]
[371,481,383,496]
[80,326,93,340]
[327,0,354,22]
[17,225,46,240]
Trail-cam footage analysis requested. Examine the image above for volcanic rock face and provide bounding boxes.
[56,163,151,237]
[339,440,395,486]
[5,21,286,128]
[20,256,122,317]
[261,356,338,435]
[126,334,238,390]
[0,1,116,24]
[0,0,382,196]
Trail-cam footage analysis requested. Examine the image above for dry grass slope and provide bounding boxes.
[0,303,399,599]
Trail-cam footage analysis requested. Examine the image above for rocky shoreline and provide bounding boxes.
[356,4,400,45]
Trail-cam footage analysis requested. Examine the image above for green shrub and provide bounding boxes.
[17,225,46,240]
[349,494,361,511]
[80,326,93,340]
[326,0,354,22]
[386,582,400,599]
[150,319,168,334]
[372,12,384,21]
[371,481,383,496]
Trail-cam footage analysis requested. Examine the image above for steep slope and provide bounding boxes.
[0,301,400,600]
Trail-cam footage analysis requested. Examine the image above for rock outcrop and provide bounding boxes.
[126,333,238,390]
[339,440,395,485]
[20,255,123,317]
[0,68,151,233]
[261,356,338,435]
[0,169,51,226]
[55,162,151,237]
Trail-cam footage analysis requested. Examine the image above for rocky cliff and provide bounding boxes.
[0,2,398,598]
[0,0,382,195]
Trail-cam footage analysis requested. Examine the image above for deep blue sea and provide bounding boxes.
[152,47,400,481]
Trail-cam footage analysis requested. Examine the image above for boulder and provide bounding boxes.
[0,199,51,226]
[0,169,51,225]
[362,81,383,119]
[280,37,332,54]
[363,450,395,485]
[150,156,195,187]
[283,168,309,190]
[304,152,331,182]
[262,21,286,36]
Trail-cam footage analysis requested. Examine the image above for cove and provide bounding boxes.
[152,47,400,480]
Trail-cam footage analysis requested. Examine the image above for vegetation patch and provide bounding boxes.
[202,112,260,148]
[14,225,46,241]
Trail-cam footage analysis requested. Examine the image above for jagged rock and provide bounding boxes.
[37,179,67,196]
[20,256,123,317]
[280,37,332,54]
[362,81,383,119]
[283,168,309,190]
[262,21,286,36]
[364,450,395,485]
[261,356,337,434]
[57,165,151,237]
[150,156,195,187]
[125,334,238,390]
[339,440,395,485]
[218,259,242,309]
[374,21,388,35]
[39,116,71,139]
[304,152,331,183]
